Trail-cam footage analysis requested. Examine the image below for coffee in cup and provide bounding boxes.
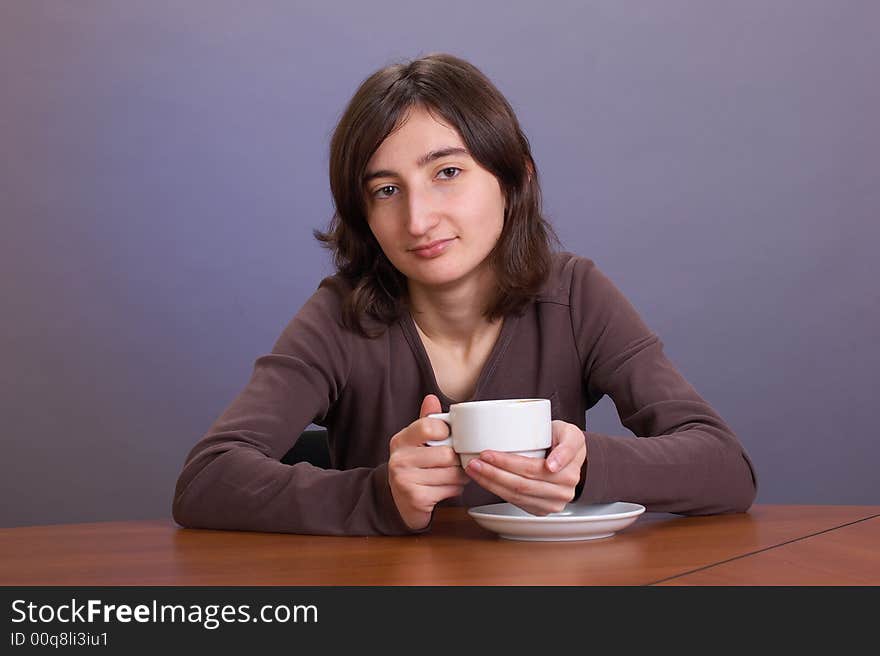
[425,398,552,467]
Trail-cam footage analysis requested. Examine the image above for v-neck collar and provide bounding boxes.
[398,309,519,407]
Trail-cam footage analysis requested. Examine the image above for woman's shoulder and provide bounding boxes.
[314,272,354,303]
[535,250,601,305]
[287,273,388,340]
[269,275,345,353]
[288,273,350,322]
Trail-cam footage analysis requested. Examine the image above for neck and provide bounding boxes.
[407,264,501,350]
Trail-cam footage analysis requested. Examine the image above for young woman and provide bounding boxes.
[172,53,757,535]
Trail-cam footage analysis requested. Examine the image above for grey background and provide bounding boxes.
[1,1,877,528]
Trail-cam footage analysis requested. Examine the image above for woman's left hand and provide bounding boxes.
[464,420,587,515]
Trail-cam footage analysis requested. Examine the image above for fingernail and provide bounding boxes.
[469,459,482,472]
[547,457,559,472]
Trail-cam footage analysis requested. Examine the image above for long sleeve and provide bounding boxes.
[171,277,419,536]
[571,259,758,514]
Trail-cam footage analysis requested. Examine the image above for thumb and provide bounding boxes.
[419,394,442,418]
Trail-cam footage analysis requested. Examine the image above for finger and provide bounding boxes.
[464,460,569,515]
[465,457,569,505]
[477,451,556,481]
[414,466,472,487]
[546,424,585,473]
[398,416,450,447]
[395,443,460,468]
[404,483,466,515]
[397,467,471,487]
[425,484,467,507]
[419,394,442,418]
[420,417,451,444]
[420,450,469,474]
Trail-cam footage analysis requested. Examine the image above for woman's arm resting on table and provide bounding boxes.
[572,258,758,515]
[172,279,420,536]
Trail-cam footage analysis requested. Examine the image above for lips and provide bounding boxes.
[411,237,455,250]
[409,237,456,258]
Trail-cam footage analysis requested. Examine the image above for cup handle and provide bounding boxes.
[424,412,452,447]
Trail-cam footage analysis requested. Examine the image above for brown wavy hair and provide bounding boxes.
[314,52,560,338]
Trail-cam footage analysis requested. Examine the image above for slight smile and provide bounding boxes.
[409,238,457,258]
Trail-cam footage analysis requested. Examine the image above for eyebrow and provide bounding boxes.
[363,146,471,185]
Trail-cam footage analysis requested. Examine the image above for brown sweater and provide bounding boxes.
[172,252,757,535]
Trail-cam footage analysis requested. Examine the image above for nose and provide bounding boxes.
[404,186,440,237]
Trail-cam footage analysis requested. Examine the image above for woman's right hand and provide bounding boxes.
[388,394,470,531]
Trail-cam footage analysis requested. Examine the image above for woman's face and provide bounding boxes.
[363,105,506,291]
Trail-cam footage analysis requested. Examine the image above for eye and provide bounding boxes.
[438,166,461,179]
[371,167,462,199]
[374,185,396,199]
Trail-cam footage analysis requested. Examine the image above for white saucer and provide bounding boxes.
[467,501,646,542]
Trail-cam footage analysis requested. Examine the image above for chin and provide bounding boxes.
[406,262,479,289]
[404,269,459,288]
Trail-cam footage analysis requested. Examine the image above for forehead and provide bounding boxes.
[368,106,466,165]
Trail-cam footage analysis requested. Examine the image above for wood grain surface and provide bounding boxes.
[1,505,877,586]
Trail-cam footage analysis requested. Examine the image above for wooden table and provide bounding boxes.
[1,505,877,586]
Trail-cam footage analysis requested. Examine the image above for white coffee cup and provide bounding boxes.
[426,398,552,467]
